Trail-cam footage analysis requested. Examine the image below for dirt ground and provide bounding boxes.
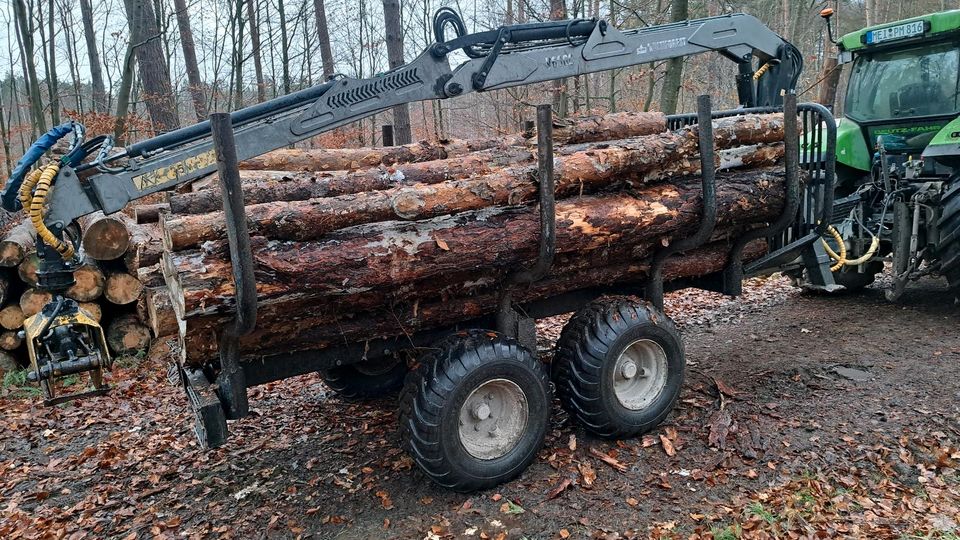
[1,275,958,539]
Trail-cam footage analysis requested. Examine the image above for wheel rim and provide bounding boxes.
[458,379,529,460]
[353,356,401,376]
[612,339,668,411]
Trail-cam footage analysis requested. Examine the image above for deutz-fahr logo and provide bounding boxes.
[544,53,573,69]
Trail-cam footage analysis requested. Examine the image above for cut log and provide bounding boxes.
[20,288,52,318]
[0,349,18,377]
[104,272,145,305]
[144,287,177,337]
[122,222,163,273]
[134,203,169,224]
[65,259,106,302]
[237,112,666,172]
[161,115,789,250]
[0,330,22,350]
[138,263,166,288]
[106,314,151,354]
[18,252,38,286]
[79,302,102,322]
[0,305,24,330]
[163,168,787,321]
[167,146,535,215]
[178,239,766,363]
[0,220,35,267]
[79,211,133,260]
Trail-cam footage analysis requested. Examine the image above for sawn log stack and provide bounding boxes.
[0,110,795,375]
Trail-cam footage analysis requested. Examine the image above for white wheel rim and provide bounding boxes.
[612,339,668,411]
[458,379,529,460]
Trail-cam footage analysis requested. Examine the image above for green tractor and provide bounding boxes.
[812,9,960,299]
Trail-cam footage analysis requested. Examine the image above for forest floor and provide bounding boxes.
[1,274,959,539]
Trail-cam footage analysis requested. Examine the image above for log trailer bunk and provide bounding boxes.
[3,10,838,491]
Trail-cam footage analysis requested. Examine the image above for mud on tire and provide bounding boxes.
[553,296,684,439]
[398,330,551,492]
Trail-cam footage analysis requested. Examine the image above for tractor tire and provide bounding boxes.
[319,355,407,400]
[553,296,684,439]
[937,179,960,294]
[830,261,885,292]
[399,330,551,492]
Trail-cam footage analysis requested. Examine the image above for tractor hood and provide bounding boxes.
[922,116,960,166]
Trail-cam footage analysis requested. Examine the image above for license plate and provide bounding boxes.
[866,21,925,44]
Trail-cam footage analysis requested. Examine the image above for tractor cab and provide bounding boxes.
[832,11,960,184]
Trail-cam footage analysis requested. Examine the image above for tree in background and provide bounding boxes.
[172,0,208,120]
[658,0,688,116]
[312,0,335,78]
[123,0,179,131]
[383,0,412,144]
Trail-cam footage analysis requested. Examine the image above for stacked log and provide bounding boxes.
[147,112,792,366]
[0,109,795,374]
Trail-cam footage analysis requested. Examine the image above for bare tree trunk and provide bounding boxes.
[278,0,291,94]
[173,0,208,120]
[58,1,84,113]
[382,0,412,144]
[13,0,47,134]
[550,0,568,118]
[0,84,11,177]
[817,6,841,110]
[246,0,266,102]
[865,0,875,26]
[113,38,136,142]
[231,0,245,110]
[312,0,335,78]
[124,0,180,131]
[46,0,61,124]
[658,0,688,115]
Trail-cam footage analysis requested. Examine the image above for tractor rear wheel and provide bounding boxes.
[937,179,960,296]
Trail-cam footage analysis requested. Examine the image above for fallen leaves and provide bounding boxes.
[546,477,573,500]
[589,447,628,472]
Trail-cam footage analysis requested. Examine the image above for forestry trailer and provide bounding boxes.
[807,9,960,300]
[3,9,838,491]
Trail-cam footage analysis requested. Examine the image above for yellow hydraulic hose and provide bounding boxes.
[18,168,42,211]
[753,63,772,81]
[29,162,75,260]
[821,224,881,271]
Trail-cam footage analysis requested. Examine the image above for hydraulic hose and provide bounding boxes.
[821,224,881,271]
[29,162,75,260]
[18,168,42,211]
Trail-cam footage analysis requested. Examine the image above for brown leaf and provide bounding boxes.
[559,529,571,539]
[589,447,628,472]
[707,409,732,449]
[547,477,573,500]
[375,490,394,510]
[626,497,639,507]
[714,378,740,396]
[568,434,577,452]
[578,462,596,488]
[660,434,676,457]
[435,237,450,251]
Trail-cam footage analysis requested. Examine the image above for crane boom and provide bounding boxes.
[30,11,798,227]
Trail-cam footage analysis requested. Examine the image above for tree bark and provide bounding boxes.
[658,0,688,115]
[173,0,208,120]
[246,0,267,103]
[382,0,412,144]
[164,168,786,321]
[312,0,335,78]
[163,114,788,250]
[13,0,47,134]
[0,220,35,267]
[124,0,180,131]
[145,287,177,337]
[79,0,107,112]
[178,239,767,362]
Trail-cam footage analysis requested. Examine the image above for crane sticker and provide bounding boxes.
[636,37,687,55]
[132,149,217,191]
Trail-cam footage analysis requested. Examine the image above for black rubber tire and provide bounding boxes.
[830,261,884,292]
[398,330,551,492]
[319,356,407,400]
[553,296,684,439]
[938,179,960,293]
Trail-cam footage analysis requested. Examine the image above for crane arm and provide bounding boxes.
[27,10,799,228]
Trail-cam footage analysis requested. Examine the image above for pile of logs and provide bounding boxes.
[0,109,796,377]
[0,209,159,375]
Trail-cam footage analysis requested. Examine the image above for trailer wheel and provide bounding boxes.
[553,296,684,438]
[937,179,960,295]
[319,355,407,399]
[830,261,885,292]
[399,330,550,492]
